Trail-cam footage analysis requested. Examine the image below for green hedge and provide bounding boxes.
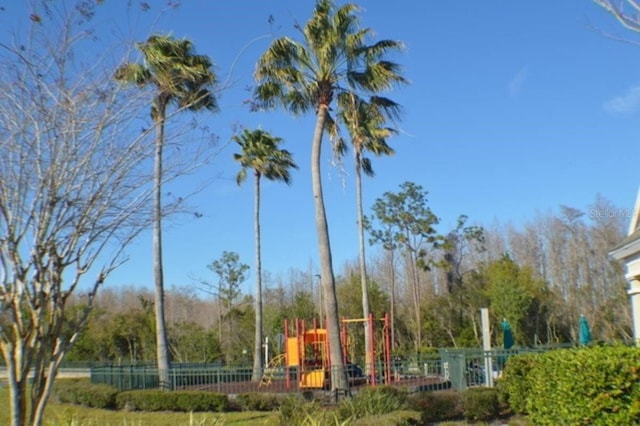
[234,392,283,411]
[461,387,500,422]
[53,379,118,409]
[496,352,539,414]
[116,390,229,412]
[500,345,640,425]
[407,390,462,423]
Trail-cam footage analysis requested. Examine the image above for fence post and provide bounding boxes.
[480,308,494,387]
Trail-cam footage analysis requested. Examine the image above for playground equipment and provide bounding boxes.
[259,353,286,387]
[283,313,392,389]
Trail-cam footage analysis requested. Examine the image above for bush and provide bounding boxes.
[497,353,539,414]
[525,345,640,425]
[461,387,500,422]
[53,379,118,409]
[268,395,325,426]
[407,390,462,423]
[336,386,407,421]
[116,390,228,412]
[234,392,282,411]
[174,391,228,412]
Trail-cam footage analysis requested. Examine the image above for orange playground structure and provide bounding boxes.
[284,313,392,389]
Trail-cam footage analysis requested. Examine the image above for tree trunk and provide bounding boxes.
[355,151,372,377]
[389,249,397,350]
[252,173,264,381]
[5,351,27,426]
[153,100,171,390]
[31,359,60,426]
[312,105,348,395]
[408,250,422,351]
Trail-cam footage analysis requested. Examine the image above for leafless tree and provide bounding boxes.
[594,1,640,33]
[0,3,208,425]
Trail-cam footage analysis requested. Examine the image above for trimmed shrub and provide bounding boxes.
[408,390,462,423]
[336,386,407,421]
[116,390,228,412]
[116,390,175,411]
[461,387,500,422]
[525,345,640,425]
[497,353,539,414]
[53,379,118,409]
[173,391,228,412]
[234,392,282,411]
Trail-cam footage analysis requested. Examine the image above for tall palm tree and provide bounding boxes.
[115,34,217,388]
[232,128,298,382]
[338,95,398,378]
[254,0,405,393]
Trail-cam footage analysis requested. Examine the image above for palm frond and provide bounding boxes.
[134,34,217,112]
[232,129,298,187]
[361,156,375,177]
[113,63,151,87]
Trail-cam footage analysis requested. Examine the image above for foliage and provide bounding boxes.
[53,379,119,410]
[114,34,218,120]
[336,386,407,421]
[207,251,250,311]
[367,181,441,350]
[267,395,328,426]
[461,387,501,422]
[483,255,548,346]
[497,353,540,414]
[407,390,462,423]
[116,390,229,412]
[234,392,283,411]
[169,321,222,363]
[524,346,640,425]
[337,274,390,320]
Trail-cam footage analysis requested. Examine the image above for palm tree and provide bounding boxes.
[232,128,298,382]
[115,34,217,388]
[338,95,398,378]
[254,0,405,393]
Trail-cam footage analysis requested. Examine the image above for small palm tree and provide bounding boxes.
[232,128,298,382]
[254,0,405,393]
[338,95,398,377]
[115,34,217,388]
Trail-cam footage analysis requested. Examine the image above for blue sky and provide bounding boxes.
[3,0,640,294]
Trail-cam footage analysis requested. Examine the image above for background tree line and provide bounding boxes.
[66,191,630,364]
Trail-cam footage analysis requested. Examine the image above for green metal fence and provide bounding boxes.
[90,364,253,392]
[438,345,571,391]
[89,345,571,394]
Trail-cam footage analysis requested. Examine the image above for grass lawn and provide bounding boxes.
[0,387,275,426]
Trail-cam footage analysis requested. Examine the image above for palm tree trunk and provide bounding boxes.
[312,105,348,395]
[252,173,264,381]
[355,152,372,377]
[153,100,171,390]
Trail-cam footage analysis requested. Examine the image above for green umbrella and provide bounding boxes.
[501,318,514,349]
[579,315,592,346]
